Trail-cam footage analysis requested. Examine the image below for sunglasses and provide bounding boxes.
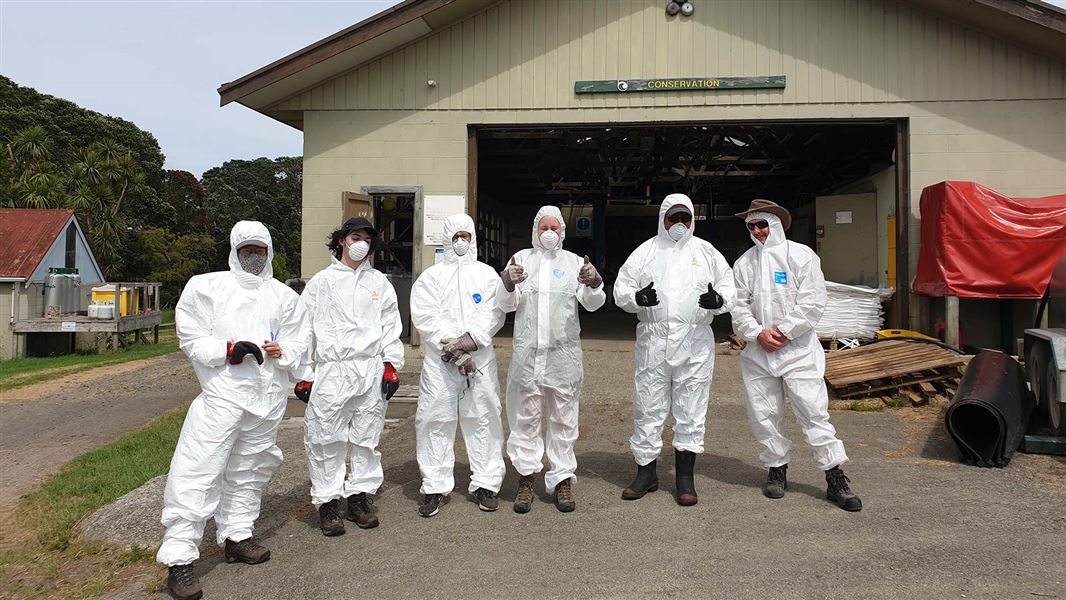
[667,212,693,224]
[746,220,770,231]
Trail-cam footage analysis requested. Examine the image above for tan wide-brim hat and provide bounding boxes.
[734,199,792,231]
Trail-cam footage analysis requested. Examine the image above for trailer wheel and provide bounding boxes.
[1026,341,1050,409]
[1046,358,1064,436]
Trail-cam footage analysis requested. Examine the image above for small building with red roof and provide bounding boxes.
[0,209,105,359]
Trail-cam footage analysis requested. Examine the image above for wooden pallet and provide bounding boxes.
[824,339,964,403]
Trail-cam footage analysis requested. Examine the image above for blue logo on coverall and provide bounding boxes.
[553,269,564,278]
[774,271,788,284]
[472,293,483,304]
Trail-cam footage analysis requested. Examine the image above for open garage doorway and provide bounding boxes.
[471,120,905,340]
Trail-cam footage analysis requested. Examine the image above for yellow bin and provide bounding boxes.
[91,286,137,317]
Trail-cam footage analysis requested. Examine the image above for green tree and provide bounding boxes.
[127,228,216,305]
[201,157,302,276]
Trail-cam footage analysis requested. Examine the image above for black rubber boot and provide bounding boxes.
[763,464,788,499]
[674,450,698,506]
[826,466,863,512]
[621,459,658,500]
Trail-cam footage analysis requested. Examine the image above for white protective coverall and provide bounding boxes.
[158,221,300,567]
[613,194,736,466]
[284,254,405,507]
[410,214,506,495]
[499,206,606,491]
[731,212,848,471]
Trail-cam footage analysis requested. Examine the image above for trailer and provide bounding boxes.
[1022,249,1066,451]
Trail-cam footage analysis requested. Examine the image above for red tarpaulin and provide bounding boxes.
[912,181,1066,299]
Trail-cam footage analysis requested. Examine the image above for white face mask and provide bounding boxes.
[348,240,370,261]
[667,222,688,242]
[539,230,560,249]
[452,238,470,256]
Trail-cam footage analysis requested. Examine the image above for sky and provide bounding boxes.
[2,0,1064,177]
[0,0,397,176]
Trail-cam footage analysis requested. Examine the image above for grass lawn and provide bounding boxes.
[0,403,188,599]
[0,309,178,392]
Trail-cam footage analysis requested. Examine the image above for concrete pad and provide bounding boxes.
[106,347,1064,599]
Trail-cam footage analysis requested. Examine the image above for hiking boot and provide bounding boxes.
[224,537,271,564]
[473,488,499,512]
[763,465,788,499]
[513,474,536,514]
[419,493,444,518]
[554,479,575,513]
[622,459,658,500]
[825,466,863,512]
[346,493,380,529]
[166,563,202,600]
[675,450,698,506]
[318,498,346,536]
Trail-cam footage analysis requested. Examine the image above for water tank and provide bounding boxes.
[43,268,81,318]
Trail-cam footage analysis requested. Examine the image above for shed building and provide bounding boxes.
[219,0,1066,348]
[0,209,105,358]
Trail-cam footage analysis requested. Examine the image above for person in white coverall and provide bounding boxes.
[158,221,300,600]
[284,217,405,535]
[613,194,736,507]
[730,199,862,512]
[498,206,605,514]
[409,214,506,518]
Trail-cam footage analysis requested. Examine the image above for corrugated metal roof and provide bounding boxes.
[0,208,75,279]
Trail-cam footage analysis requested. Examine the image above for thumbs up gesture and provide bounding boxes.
[500,256,527,292]
[578,254,602,288]
[698,282,724,310]
[635,282,659,307]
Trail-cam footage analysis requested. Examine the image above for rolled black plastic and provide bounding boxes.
[944,351,1035,468]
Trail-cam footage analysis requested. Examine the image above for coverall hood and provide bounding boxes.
[532,205,566,251]
[747,212,787,250]
[442,213,477,264]
[228,220,274,288]
[658,194,695,245]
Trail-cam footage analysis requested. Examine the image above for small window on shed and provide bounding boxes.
[65,223,76,269]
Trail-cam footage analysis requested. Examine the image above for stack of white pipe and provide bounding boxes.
[816,281,895,340]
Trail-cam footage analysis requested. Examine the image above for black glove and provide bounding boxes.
[228,341,264,365]
[698,283,724,310]
[635,282,659,307]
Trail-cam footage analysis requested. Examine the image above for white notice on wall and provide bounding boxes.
[434,248,445,265]
[835,211,853,224]
[423,195,466,245]
[61,321,76,332]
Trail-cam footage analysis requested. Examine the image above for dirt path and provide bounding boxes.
[0,352,199,502]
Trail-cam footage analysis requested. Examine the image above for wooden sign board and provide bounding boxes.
[575,75,785,94]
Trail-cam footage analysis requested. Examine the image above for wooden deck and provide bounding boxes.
[12,312,162,334]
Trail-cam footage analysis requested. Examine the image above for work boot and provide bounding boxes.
[763,465,788,499]
[674,450,698,506]
[419,493,444,518]
[346,493,380,529]
[825,466,863,512]
[622,459,658,500]
[166,563,202,600]
[554,479,575,513]
[223,537,271,564]
[473,488,499,512]
[318,498,346,536]
[513,474,536,514]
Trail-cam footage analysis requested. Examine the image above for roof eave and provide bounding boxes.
[218,0,455,108]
